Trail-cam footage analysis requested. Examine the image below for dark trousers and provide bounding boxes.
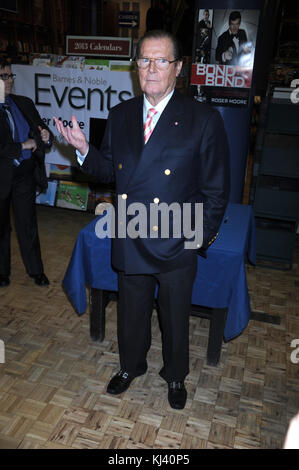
[0,160,43,276]
[117,255,197,382]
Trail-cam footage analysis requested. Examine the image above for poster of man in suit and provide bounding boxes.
[194,9,213,65]
[198,9,212,29]
[191,9,260,108]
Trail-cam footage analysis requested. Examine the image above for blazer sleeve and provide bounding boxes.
[23,97,53,150]
[197,109,230,256]
[81,112,115,184]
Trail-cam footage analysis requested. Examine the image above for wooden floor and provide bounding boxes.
[0,205,298,450]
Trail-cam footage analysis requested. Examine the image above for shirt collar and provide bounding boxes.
[143,89,174,119]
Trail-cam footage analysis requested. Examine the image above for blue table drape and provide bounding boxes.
[63,203,256,341]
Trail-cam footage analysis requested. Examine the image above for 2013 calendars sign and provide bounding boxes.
[191,8,260,107]
[66,36,131,58]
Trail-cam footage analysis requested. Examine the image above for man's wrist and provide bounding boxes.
[76,145,89,165]
[79,144,89,156]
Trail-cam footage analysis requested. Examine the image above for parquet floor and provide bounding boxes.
[0,205,298,449]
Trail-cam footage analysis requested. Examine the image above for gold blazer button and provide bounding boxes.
[164,169,171,175]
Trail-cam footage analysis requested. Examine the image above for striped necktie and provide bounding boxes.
[144,107,158,144]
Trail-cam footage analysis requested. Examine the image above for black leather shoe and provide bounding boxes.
[107,370,136,395]
[29,273,49,286]
[168,381,187,409]
[0,275,10,287]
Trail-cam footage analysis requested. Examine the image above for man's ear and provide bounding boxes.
[176,60,183,77]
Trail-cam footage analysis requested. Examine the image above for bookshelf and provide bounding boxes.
[0,0,67,62]
[275,1,299,65]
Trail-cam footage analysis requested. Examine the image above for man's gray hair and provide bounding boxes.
[135,30,183,61]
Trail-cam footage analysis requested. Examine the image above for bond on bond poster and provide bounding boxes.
[191,9,260,107]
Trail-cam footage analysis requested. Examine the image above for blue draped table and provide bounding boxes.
[63,203,256,363]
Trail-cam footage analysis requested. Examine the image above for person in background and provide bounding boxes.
[54,30,230,410]
[0,59,51,287]
[198,9,211,29]
[216,11,250,65]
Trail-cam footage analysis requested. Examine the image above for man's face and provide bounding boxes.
[204,10,209,21]
[0,66,14,97]
[229,18,241,35]
[138,37,182,106]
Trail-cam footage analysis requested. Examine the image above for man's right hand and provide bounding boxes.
[223,49,233,62]
[22,139,37,152]
[53,115,89,155]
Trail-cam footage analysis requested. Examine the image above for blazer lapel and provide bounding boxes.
[129,91,185,184]
[10,95,34,128]
[0,107,13,137]
[126,95,144,158]
[121,96,144,190]
[144,92,184,153]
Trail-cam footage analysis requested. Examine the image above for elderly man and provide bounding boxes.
[0,59,51,287]
[55,30,230,409]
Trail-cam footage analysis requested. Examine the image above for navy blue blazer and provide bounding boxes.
[0,94,51,197]
[82,89,230,274]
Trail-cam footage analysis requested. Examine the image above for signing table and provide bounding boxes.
[63,203,256,366]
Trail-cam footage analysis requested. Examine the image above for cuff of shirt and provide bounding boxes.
[76,146,89,165]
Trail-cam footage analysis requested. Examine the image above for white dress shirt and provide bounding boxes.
[143,89,174,128]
